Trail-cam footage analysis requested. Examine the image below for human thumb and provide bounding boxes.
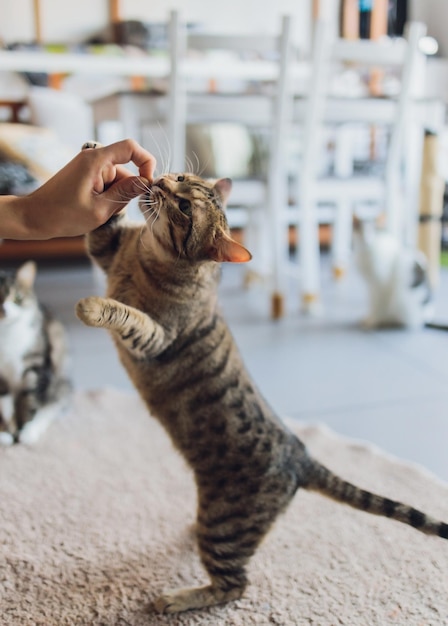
[102,176,151,210]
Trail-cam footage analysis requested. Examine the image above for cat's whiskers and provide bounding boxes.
[104,182,155,206]
[196,153,211,178]
[138,224,150,250]
[161,149,171,177]
[185,154,194,175]
[105,187,146,204]
[140,198,158,209]
[161,128,172,173]
[191,150,201,176]
[141,198,162,233]
[138,203,162,251]
[134,178,153,195]
[141,209,157,219]
[140,195,158,211]
[145,122,172,176]
[143,208,159,228]
[138,189,158,213]
[102,197,138,204]
[141,206,158,214]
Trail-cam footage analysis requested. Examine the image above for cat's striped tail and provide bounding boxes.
[304,459,448,539]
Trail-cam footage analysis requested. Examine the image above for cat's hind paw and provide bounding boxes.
[153,585,243,614]
[153,592,187,614]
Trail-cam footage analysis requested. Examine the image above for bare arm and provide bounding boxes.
[0,139,156,240]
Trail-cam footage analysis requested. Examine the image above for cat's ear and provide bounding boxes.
[16,261,37,288]
[213,178,232,205]
[209,230,252,263]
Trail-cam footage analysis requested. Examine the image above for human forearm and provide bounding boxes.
[0,139,156,241]
[0,195,35,240]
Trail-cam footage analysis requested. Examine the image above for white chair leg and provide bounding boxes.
[403,117,425,249]
[243,205,272,288]
[299,200,321,313]
[333,124,355,179]
[332,198,353,280]
[295,19,330,314]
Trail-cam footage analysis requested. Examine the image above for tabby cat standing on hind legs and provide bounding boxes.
[76,147,448,614]
[0,261,71,445]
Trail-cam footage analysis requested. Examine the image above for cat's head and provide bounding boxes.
[0,261,38,320]
[139,173,252,264]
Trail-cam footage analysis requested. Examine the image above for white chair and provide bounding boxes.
[167,11,295,317]
[27,86,95,156]
[291,19,427,313]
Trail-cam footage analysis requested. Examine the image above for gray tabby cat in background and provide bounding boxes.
[76,146,447,614]
[0,261,71,445]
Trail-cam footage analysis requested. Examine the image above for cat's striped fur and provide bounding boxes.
[76,163,448,614]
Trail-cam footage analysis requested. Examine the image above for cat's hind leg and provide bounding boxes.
[154,583,244,614]
[154,545,249,614]
[76,297,166,359]
[154,511,264,613]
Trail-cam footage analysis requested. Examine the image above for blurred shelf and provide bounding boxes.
[0,236,87,262]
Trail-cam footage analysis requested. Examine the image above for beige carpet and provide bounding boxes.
[1,389,448,626]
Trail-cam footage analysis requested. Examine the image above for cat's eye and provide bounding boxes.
[177,175,185,182]
[178,198,191,214]
[13,293,23,305]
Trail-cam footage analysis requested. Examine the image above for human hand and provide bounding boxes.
[15,138,156,240]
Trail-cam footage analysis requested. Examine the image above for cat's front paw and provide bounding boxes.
[76,297,108,328]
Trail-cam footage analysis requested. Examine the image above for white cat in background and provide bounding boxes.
[353,218,434,330]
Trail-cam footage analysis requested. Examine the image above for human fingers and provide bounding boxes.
[98,162,130,191]
[113,164,142,183]
[99,139,157,182]
[102,176,151,210]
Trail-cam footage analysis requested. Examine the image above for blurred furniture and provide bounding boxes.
[0,48,170,79]
[0,123,74,182]
[0,69,30,124]
[0,100,27,123]
[27,86,95,154]
[418,130,445,289]
[0,238,88,262]
[290,18,429,313]
[0,122,87,262]
[0,19,444,281]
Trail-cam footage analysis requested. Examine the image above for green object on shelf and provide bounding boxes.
[440,250,448,267]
